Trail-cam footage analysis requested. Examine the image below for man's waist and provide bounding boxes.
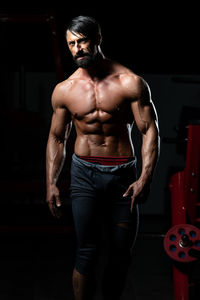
[77,155,134,166]
[72,153,137,173]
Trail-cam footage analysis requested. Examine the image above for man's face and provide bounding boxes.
[66,30,98,68]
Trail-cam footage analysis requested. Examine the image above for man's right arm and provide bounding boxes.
[46,85,72,218]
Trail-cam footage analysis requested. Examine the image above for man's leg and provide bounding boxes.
[71,199,98,300]
[71,190,98,299]
[70,157,99,299]
[102,223,136,299]
[72,268,88,300]
[102,200,139,300]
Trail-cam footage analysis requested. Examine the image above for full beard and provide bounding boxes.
[73,53,96,69]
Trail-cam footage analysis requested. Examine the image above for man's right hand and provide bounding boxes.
[46,184,62,218]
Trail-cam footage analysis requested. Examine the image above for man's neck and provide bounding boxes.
[80,52,112,81]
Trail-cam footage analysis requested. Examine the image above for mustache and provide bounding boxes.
[74,52,90,60]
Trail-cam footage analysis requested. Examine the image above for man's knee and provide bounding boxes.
[75,244,97,275]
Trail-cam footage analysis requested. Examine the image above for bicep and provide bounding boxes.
[49,108,71,142]
[131,99,159,135]
[49,83,72,141]
[124,76,158,134]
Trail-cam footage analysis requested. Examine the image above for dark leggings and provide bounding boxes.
[70,154,139,299]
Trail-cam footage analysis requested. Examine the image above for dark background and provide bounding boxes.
[0,3,199,219]
[0,3,200,300]
[1,3,200,74]
[0,2,199,228]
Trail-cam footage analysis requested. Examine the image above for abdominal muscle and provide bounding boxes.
[74,123,134,157]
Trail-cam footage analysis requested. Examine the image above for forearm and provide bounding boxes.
[46,134,66,187]
[124,125,159,208]
[139,126,160,185]
[46,120,72,187]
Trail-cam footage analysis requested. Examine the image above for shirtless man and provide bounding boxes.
[46,16,160,300]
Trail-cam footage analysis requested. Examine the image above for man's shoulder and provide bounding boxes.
[51,78,73,108]
[51,70,85,108]
[111,61,145,86]
[119,71,147,93]
[53,73,80,96]
[110,62,149,99]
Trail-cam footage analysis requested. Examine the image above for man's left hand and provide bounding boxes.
[123,180,150,212]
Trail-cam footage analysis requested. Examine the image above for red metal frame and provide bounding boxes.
[184,125,200,225]
[169,124,200,300]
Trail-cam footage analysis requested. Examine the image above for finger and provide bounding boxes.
[130,195,136,212]
[53,197,62,218]
[55,196,62,207]
[47,196,58,217]
[123,185,132,197]
[48,202,56,217]
[54,204,62,219]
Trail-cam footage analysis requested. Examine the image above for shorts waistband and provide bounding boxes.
[72,153,137,173]
[78,155,134,165]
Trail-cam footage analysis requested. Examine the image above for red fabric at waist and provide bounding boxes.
[79,155,134,165]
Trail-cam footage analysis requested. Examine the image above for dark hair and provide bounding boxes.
[66,15,101,41]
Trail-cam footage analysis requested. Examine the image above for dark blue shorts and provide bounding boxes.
[70,154,139,275]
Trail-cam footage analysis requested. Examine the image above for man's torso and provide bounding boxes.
[59,61,138,156]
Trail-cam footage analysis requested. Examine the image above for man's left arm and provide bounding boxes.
[123,77,160,211]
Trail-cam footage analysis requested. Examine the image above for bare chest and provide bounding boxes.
[66,80,127,121]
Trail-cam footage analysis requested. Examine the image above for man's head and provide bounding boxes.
[66,16,102,68]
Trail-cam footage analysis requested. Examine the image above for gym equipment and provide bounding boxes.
[164,223,200,263]
[163,123,200,299]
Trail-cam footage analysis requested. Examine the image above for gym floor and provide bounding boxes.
[0,205,175,300]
